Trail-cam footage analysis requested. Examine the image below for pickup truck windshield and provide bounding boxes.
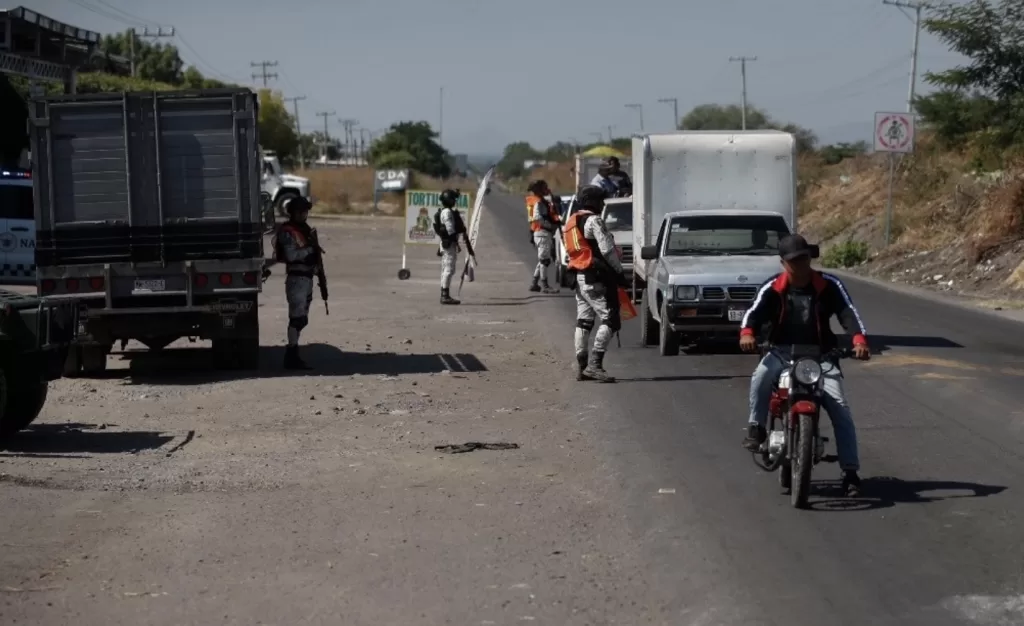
[665,215,790,256]
[602,203,633,231]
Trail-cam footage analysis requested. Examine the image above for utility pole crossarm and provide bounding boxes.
[129,27,175,78]
[250,60,279,87]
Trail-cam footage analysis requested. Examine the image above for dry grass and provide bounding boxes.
[507,162,577,194]
[298,167,478,215]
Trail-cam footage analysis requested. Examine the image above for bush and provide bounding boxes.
[76,72,177,94]
[822,240,869,268]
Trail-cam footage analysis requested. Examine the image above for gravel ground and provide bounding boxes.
[0,214,662,625]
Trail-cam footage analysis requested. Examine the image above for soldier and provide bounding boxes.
[275,196,320,369]
[561,185,626,382]
[527,180,560,293]
[433,188,472,305]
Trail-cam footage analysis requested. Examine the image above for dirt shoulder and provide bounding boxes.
[0,215,658,624]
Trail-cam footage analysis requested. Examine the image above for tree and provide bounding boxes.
[819,141,869,165]
[680,103,818,153]
[100,33,184,84]
[916,0,1024,153]
[257,89,299,162]
[544,141,577,163]
[496,141,541,177]
[367,121,451,178]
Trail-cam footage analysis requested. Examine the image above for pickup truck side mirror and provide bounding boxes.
[640,245,658,260]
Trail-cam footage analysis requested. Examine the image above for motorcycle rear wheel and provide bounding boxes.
[790,413,815,508]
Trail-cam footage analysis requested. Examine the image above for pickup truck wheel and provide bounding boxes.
[658,301,680,356]
[640,289,659,347]
[1,378,48,438]
[275,190,299,216]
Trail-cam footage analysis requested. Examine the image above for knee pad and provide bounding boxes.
[289,315,309,331]
[603,311,622,332]
[576,318,595,331]
[541,258,551,267]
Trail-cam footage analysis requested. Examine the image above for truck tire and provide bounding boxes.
[62,345,82,378]
[275,190,299,216]
[640,288,659,347]
[658,300,680,356]
[81,345,109,375]
[0,368,48,440]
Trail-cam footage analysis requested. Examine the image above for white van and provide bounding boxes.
[0,168,35,284]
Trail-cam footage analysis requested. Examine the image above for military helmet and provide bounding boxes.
[439,188,460,208]
[527,180,549,196]
[576,184,607,208]
[285,196,312,214]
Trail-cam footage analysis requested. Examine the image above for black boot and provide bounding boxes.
[583,351,615,382]
[541,278,559,294]
[440,288,460,304]
[575,352,592,381]
[742,423,767,451]
[283,345,311,370]
[529,278,541,292]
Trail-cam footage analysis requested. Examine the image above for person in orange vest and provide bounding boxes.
[274,196,320,369]
[527,180,561,293]
[562,184,627,382]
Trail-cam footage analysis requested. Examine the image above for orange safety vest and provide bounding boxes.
[527,196,560,232]
[563,210,596,271]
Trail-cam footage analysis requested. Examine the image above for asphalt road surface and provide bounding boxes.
[488,191,1024,626]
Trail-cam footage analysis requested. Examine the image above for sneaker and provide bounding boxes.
[841,470,862,497]
[742,424,766,451]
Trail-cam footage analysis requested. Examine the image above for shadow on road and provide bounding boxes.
[807,476,1006,512]
[618,375,746,382]
[0,423,177,456]
[471,295,573,306]
[835,334,964,353]
[75,344,487,385]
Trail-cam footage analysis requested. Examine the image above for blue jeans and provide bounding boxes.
[748,350,860,471]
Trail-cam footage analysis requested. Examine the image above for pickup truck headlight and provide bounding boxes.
[674,286,698,300]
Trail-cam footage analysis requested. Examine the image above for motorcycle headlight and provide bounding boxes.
[674,285,698,300]
[793,358,822,385]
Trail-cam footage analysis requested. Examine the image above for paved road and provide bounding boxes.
[488,191,1024,625]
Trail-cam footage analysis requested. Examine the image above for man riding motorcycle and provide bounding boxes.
[739,234,870,496]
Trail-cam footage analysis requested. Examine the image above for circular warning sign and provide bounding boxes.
[874,112,914,153]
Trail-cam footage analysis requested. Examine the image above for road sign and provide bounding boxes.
[874,112,915,153]
[374,169,409,191]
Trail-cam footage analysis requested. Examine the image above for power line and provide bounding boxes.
[728,56,757,130]
[250,61,278,87]
[882,0,927,113]
[284,95,307,167]
[316,111,335,159]
[658,98,679,131]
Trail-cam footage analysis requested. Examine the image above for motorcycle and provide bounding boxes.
[755,343,851,508]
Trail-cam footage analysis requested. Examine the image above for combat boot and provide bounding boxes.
[440,288,460,305]
[583,351,615,382]
[575,352,592,381]
[283,345,311,370]
[529,278,541,292]
[541,278,559,294]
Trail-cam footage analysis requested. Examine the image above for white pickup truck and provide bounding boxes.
[633,131,798,354]
[261,150,312,216]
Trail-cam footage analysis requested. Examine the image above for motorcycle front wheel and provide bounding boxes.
[790,413,815,508]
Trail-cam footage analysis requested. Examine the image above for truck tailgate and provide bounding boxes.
[30,89,262,266]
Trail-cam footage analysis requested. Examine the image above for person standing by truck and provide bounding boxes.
[590,157,632,197]
[562,185,625,382]
[527,180,560,293]
[276,197,320,370]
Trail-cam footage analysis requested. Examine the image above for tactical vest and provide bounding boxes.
[433,207,466,238]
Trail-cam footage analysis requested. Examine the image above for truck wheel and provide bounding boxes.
[1,379,48,439]
[658,300,680,356]
[81,345,109,375]
[275,190,299,216]
[640,289,659,347]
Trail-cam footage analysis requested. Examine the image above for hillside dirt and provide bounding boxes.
[300,167,478,215]
[0,215,661,625]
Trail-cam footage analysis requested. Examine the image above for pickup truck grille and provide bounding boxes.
[700,286,758,301]
[618,244,633,265]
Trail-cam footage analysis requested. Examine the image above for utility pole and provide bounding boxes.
[250,60,278,87]
[316,111,335,160]
[658,97,679,130]
[590,132,604,145]
[883,0,925,113]
[128,27,175,78]
[338,119,357,161]
[625,103,644,131]
[729,56,757,130]
[284,95,306,168]
[438,86,444,149]
[606,126,614,143]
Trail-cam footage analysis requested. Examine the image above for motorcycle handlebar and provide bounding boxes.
[758,343,853,361]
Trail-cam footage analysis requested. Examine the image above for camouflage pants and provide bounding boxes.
[533,231,554,281]
[574,274,615,355]
[285,274,314,345]
[440,242,458,289]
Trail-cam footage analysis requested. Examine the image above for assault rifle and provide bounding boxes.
[308,228,329,314]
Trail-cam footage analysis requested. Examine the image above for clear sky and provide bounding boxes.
[27,0,963,155]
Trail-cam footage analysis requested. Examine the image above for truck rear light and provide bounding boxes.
[242,272,257,285]
[218,273,232,286]
[194,274,208,287]
[89,277,104,290]
[66,278,80,291]
[41,279,56,293]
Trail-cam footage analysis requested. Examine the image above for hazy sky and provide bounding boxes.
[28,0,963,154]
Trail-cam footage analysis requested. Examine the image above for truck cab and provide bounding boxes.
[601,197,633,274]
[261,150,312,216]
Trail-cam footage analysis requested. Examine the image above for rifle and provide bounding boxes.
[308,228,329,314]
